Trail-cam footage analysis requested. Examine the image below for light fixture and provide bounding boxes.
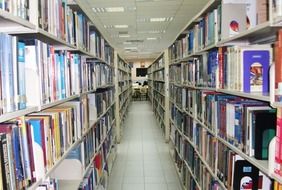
[105,7,124,12]
[92,7,105,13]
[149,17,173,22]
[119,34,130,38]
[124,47,137,50]
[123,41,132,45]
[147,37,157,40]
[150,17,166,22]
[114,25,128,28]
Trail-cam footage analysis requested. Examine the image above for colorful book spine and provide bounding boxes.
[17,41,26,110]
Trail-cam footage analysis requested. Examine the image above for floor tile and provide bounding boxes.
[123,183,144,190]
[145,183,168,190]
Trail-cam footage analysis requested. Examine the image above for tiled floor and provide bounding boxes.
[108,101,182,190]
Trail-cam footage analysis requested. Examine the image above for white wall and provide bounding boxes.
[131,61,152,84]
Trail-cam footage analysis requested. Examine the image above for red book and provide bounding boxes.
[275,30,282,91]
[25,122,36,183]
[276,108,282,176]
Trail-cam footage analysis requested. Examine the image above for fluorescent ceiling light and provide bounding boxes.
[92,7,105,13]
[105,7,124,12]
[150,17,166,22]
[123,42,132,45]
[124,47,137,50]
[119,34,130,38]
[147,37,157,40]
[114,25,128,28]
[149,17,173,22]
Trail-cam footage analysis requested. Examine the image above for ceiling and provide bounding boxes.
[76,0,209,61]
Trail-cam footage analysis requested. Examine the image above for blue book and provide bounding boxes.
[0,34,15,113]
[27,119,45,180]
[59,51,66,99]
[17,41,26,110]
[242,49,271,93]
[11,126,24,184]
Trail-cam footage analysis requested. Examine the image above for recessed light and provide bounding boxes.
[114,25,128,28]
[119,34,130,38]
[92,7,105,13]
[124,47,137,50]
[105,7,124,12]
[150,17,166,22]
[147,37,157,40]
[149,17,173,22]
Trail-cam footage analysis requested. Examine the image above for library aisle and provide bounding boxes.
[108,101,182,190]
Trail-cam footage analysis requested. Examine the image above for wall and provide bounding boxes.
[131,61,152,84]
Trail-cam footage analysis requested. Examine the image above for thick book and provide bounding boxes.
[233,157,259,189]
[221,3,246,39]
[241,47,271,93]
[252,109,276,160]
[26,119,45,181]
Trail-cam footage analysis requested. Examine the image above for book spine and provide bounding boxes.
[17,41,26,110]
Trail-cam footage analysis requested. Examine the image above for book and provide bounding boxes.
[242,47,271,93]
[252,109,276,160]
[275,30,282,101]
[221,3,246,39]
[275,107,282,176]
[17,41,26,110]
[26,119,45,181]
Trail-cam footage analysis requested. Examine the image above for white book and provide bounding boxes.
[25,42,43,107]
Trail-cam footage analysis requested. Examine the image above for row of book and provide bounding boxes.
[88,89,114,122]
[89,30,114,64]
[0,105,82,189]
[169,84,183,109]
[179,45,271,93]
[118,81,130,94]
[0,1,115,63]
[0,0,29,20]
[153,82,165,93]
[193,90,276,159]
[83,59,114,92]
[217,141,282,190]
[118,70,131,82]
[170,104,183,132]
[172,116,282,190]
[153,70,164,81]
[0,33,116,116]
[153,91,165,107]
[183,116,217,173]
[151,57,164,71]
[168,0,269,60]
[169,64,181,84]
[118,57,131,73]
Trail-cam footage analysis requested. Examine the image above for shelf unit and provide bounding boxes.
[114,53,132,143]
[147,51,170,141]
[165,0,282,189]
[0,1,122,190]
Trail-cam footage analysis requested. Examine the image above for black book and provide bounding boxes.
[233,160,259,190]
[253,109,276,160]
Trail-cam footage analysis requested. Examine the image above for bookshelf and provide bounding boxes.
[114,53,132,143]
[148,51,170,142]
[165,0,282,189]
[0,1,122,190]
